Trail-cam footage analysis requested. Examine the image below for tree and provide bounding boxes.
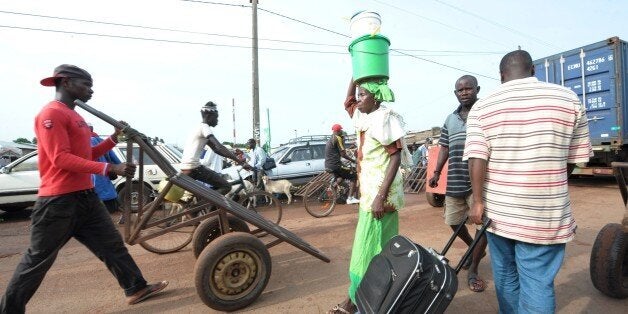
[31,137,37,145]
[13,138,31,144]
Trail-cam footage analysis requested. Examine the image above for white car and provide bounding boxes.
[0,142,182,212]
[264,138,328,186]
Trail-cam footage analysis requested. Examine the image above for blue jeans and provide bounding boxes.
[486,232,565,314]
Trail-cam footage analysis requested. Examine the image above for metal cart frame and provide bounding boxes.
[74,100,330,310]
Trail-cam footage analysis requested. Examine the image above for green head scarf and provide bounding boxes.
[359,79,395,102]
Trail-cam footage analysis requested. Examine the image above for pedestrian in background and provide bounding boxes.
[429,75,488,293]
[0,64,167,313]
[247,138,267,189]
[89,123,122,214]
[464,50,592,313]
[417,137,430,167]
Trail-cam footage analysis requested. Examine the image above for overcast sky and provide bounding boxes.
[1,0,627,147]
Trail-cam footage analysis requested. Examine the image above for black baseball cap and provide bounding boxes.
[40,64,92,87]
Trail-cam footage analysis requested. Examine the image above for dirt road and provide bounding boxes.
[1,178,626,313]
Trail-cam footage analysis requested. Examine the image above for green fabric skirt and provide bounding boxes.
[348,209,399,303]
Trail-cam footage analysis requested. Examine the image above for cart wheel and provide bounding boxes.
[139,201,195,254]
[192,215,250,258]
[240,190,282,237]
[118,182,153,212]
[240,190,283,225]
[426,192,444,207]
[590,223,628,299]
[194,232,271,311]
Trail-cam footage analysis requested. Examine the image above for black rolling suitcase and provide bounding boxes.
[356,218,491,314]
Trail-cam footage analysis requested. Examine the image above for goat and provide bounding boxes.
[226,179,255,199]
[262,176,292,204]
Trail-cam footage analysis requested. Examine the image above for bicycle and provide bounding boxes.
[303,169,353,218]
[138,166,282,255]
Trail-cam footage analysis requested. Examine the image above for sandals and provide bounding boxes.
[127,281,169,305]
[467,272,486,293]
[328,304,352,314]
[327,301,356,314]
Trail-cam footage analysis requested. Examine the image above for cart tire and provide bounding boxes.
[590,223,628,299]
[192,215,250,258]
[426,192,445,207]
[194,232,271,311]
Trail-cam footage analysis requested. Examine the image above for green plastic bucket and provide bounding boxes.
[349,34,390,82]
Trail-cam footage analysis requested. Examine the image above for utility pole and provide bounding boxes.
[232,98,236,145]
[266,108,271,151]
[251,0,260,144]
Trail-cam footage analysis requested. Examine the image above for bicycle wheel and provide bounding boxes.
[240,190,282,225]
[139,200,195,254]
[304,182,337,218]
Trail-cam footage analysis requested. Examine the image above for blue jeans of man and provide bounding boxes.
[0,190,147,314]
[486,232,566,314]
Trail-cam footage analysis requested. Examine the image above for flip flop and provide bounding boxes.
[327,302,356,314]
[327,304,351,314]
[467,272,486,293]
[127,281,169,305]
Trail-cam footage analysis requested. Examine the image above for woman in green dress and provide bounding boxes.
[328,78,410,314]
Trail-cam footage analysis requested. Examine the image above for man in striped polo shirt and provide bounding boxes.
[429,75,488,293]
[464,50,592,313]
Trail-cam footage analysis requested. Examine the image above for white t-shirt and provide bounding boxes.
[200,147,223,172]
[180,123,213,170]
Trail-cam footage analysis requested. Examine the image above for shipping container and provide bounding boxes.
[534,37,628,175]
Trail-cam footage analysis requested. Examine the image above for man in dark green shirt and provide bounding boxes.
[324,124,359,204]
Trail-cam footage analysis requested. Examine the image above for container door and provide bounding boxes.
[561,46,618,146]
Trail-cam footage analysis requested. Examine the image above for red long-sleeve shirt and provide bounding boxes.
[34,100,115,196]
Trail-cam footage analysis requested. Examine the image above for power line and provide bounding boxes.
[431,0,559,49]
[180,0,248,9]
[0,10,505,55]
[372,0,511,49]
[0,24,345,54]
[391,48,498,80]
[257,7,350,39]
[251,5,498,79]
[0,10,344,48]
[0,23,498,63]
[182,0,350,38]
[0,6,500,78]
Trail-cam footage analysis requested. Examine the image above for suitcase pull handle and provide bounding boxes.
[453,217,492,274]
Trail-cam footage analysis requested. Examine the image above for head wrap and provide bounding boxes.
[359,79,395,102]
[201,101,218,113]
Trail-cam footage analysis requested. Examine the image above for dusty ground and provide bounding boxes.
[1,177,627,313]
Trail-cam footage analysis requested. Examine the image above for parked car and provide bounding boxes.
[264,136,330,186]
[0,142,182,212]
[0,151,39,212]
